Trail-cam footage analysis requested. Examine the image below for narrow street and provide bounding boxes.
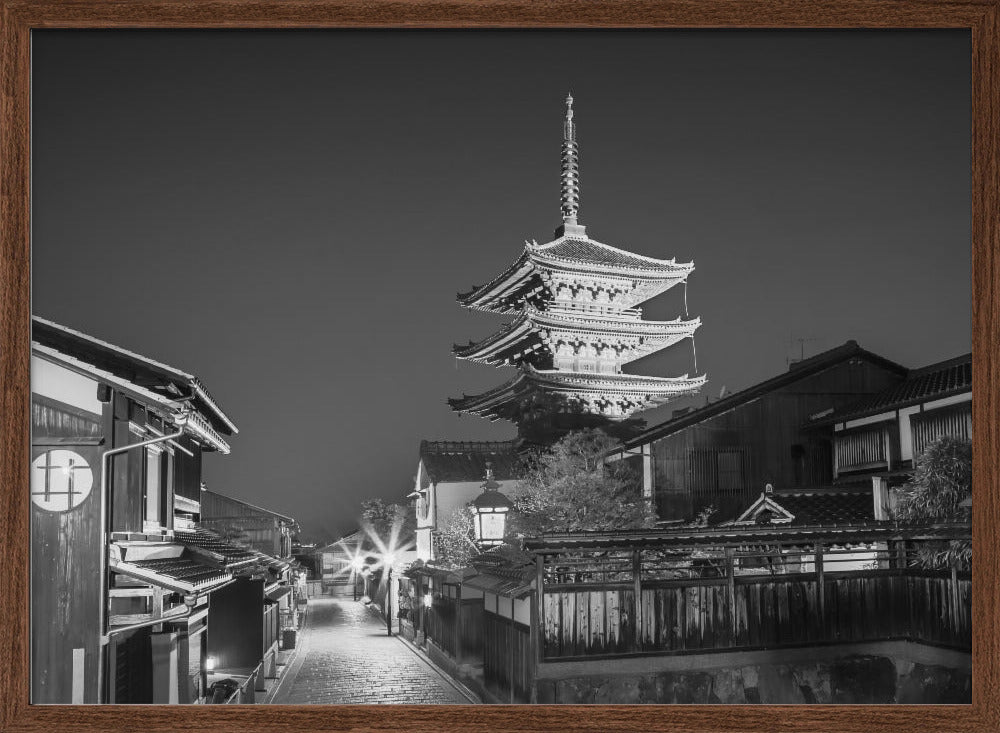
[269,596,477,704]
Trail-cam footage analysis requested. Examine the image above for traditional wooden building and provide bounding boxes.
[30,316,242,704]
[315,529,366,593]
[410,440,521,562]
[805,352,972,514]
[450,96,705,436]
[615,340,909,522]
[199,488,299,563]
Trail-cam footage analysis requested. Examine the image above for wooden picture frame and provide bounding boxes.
[1,1,996,731]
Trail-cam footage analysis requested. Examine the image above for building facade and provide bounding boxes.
[30,316,237,703]
[411,440,521,562]
[199,488,299,563]
[806,353,972,513]
[615,341,909,522]
[450,96,705,437]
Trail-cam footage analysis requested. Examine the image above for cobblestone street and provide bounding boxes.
[269,597,476,704]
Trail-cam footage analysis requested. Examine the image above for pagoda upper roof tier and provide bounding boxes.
[453,306,701,367]
[449,365,706,422]
[457,233,694,314]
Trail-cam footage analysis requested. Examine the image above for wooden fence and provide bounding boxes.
[422,595,485,662]
[541,548,971,659]
[482,611,531,703]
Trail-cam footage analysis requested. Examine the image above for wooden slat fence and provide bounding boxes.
[424,595,457,657]
[483,611,531,703]
[541,568,971,659]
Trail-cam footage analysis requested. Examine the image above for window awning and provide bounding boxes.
[174,528,258,569]
[265,585,292,602]
[109,542,233,594]
[462,572,533,599]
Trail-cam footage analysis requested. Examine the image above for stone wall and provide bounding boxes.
[535,643,970,704]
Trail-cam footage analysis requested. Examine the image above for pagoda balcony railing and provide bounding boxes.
[546,302,643,319]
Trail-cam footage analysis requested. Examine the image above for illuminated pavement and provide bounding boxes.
[268,597,476,704]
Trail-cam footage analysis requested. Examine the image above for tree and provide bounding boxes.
[360,498,415,550]
[510,391,647,445]
[893,435,971,569]
[432,507,481,569]
[510,428,658,536]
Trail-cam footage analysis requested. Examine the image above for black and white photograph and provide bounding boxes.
[28,29,971,706]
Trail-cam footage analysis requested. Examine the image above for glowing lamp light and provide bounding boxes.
[423,593,434,608]
[471,464,512,547]
[205,656,217,671]
[382,552,397,568]
[350,557,365,572]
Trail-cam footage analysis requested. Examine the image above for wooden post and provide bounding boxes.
[632,550,643,651]
[950,563,960,642]
[725,547,737,644]
[815,542,826,637]
[509,596,516,704]
[455,583,463,663]
[535,555,545,663]
[529,557,541,703]
[415,575,422,641]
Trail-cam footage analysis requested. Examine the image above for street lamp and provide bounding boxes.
[350,557,365,601]
[470,463,512,547]
[360,565,371,600]
[382,552,397,636]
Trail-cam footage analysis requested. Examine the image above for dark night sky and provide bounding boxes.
[32,30,970,542]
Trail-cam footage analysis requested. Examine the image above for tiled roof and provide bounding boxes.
[178,528,259,568]
[770,490,875,526]
[129,557,231,589]
[827,354,971,422]
[419,440,521,484]
[623,341,908,449]
[530,237,689,273]
[32,315,237,436]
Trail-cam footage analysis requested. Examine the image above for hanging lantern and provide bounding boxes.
[470,462,512,546]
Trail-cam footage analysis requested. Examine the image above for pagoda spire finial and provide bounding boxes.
[558,93,585,237]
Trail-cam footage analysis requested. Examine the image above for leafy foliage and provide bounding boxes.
[894,435,972,521]
[510,428,657,536]
[431,507,481,569]
[510,391,647,445]
[893,435,972,570]
[360,498,415,547]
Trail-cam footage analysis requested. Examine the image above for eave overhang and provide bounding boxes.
[109,541,234,595]
[457,237,696,314]
[33,343,232,454]
[449,366,706,421]
[455,308,701,366]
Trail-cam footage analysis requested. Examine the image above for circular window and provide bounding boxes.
[31,449,94,512]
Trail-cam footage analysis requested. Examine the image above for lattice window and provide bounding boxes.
[688,447,749,496]
[911,403,972,458]
[835,426,887,473]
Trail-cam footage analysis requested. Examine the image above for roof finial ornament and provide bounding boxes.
[558,92,585,238]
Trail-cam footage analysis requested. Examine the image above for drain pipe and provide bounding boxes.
[102,596,195,644]
[96,412,189,702]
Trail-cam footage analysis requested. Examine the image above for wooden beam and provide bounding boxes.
[109,613,155,626]
[108,587,154,598]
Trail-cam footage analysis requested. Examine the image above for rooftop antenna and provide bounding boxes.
[788,335,819,366]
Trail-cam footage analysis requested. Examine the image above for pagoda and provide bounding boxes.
[449,95,706,433]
